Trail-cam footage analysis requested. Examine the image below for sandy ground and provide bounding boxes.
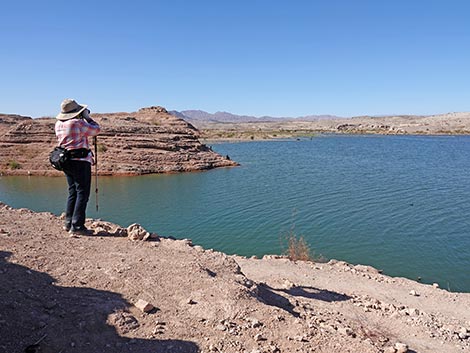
[0,202,469,353]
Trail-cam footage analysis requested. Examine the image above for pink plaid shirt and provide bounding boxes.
[55,118,100,164]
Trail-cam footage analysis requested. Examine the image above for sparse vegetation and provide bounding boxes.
[280,219,327,262]
[97,144,108,153]
[285,232,312,261]
[7,160,22,170]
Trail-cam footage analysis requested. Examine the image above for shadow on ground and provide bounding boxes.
[0,251,199,353]
[255,282,351,317]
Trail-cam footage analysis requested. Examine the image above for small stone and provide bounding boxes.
[384,347,397,353]
[215,324,226,331]
[338,327,354,336]
[395,342,409,353]
[246,317,262,328]
[254,333,265,341]
[409,290,419,296]
[187,298,197,305]
[244,279,254,288]
[134,299,154,313]
[152,327,164,335]
[282,279,295,290]
[433,283,440,288]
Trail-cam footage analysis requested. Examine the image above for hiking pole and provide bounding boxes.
[94,136,99,212]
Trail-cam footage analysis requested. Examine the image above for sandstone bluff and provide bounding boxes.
[0,106,237,176]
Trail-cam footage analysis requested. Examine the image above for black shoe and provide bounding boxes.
[69,226,94,236]
[63,224,71,232]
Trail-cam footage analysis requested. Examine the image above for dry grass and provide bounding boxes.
[284,232,312,262]
[281,230,328,263]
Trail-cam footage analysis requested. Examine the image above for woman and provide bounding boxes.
[55,99,100,236]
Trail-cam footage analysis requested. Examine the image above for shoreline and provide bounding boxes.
[1,201,469,352]
[201,130,470,144]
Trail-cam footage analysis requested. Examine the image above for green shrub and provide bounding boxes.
[97,144,108,153]
[7,160,21,170]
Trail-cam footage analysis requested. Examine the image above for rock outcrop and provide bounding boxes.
[0,106,238,176]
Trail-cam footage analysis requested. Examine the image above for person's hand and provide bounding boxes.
[82,109,94,123]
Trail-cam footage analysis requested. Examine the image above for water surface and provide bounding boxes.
[1,135,469,292]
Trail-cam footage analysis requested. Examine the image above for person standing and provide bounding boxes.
[55,99,100,236]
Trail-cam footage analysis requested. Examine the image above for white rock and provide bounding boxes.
[384,347,397,353]
[215,324,226,331]
[127,223,151,241]
[282,279,295,290]
[338,327,354,336]
[433,283,440,288]
[409,290,419,296]
[395,342,409,353]
[134,299,154,313]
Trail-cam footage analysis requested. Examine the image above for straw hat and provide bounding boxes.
[56,99,88,121]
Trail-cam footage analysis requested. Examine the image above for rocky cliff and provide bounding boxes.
[0,106,237,176]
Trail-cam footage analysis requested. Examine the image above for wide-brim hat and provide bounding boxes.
[56,99,88,121]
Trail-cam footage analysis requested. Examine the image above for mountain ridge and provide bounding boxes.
[169,110,344,123]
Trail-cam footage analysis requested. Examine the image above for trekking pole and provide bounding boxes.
[94,136,99,212]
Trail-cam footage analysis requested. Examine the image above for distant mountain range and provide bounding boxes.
[169,110,343,123]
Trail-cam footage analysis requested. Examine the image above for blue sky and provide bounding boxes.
[1,0,469,117]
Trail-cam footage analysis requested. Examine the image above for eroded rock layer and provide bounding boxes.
[0,106,237,176]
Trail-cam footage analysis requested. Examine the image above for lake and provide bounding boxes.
[1,135,469,292]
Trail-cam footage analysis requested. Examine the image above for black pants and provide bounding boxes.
[63,161,92,230]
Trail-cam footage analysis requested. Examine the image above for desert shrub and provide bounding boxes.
[281,229,327,263]
[97,144,108,153]
[7,160,21,170]
[283,231,312,261]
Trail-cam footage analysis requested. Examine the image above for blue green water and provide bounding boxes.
[1,135,470,292]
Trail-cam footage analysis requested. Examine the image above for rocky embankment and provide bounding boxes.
[1,202,469,353]
[0,106,237,176]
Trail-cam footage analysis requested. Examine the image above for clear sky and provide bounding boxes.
[1,0,469,118]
